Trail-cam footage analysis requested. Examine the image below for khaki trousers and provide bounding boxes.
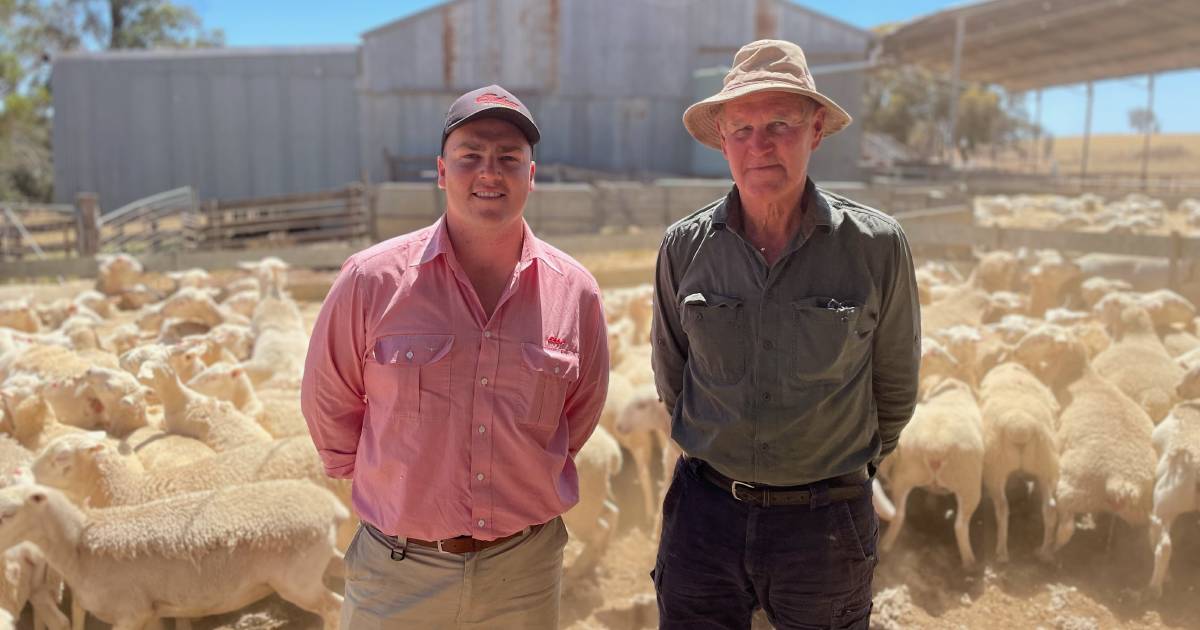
[341,517,567,629]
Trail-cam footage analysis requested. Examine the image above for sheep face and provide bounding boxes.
[0,485,60,555]
[31,433,105,500]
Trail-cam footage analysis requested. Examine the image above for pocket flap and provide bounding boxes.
[521,342,580,380]
[371,334,454,366]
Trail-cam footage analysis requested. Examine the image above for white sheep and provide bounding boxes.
[614,383,677,529]
[879,378,984,568]
[1093,306,1183,423]
[138,360,271,451]
[94,254,144,297]
[187,363,307,438]
[0,480,345,629]
[0,542,68,630]
[1013,326,1157,552]
[1147,402,1200,597]
[563,425,622,578]
[240,284,308,386]
[979,362,1061,562]
[0,299,41,334]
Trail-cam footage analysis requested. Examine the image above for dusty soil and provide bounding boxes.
[7,256,1200,630]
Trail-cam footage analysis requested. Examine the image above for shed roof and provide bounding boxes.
[879,0,1200,91]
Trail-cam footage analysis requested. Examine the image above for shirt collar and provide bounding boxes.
[411,214,562,275]
[713,177,838,236]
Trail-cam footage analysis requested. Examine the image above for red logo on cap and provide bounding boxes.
[476,93,520,109]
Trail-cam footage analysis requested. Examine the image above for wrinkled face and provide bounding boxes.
[437,117,535,233]
[718,92,824,203]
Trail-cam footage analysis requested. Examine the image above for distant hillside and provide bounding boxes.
[1047,133,1199,176]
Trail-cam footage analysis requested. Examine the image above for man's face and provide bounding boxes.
[718,91,825,203]
[437,117,535,231]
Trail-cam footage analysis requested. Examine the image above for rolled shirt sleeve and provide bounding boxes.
[872,225,921,462]
[564,288,610,457]
[301,258,369,478]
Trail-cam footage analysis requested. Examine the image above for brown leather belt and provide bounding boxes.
[365,522,543,558]
[696,460,867,507]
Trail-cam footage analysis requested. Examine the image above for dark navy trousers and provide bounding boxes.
[653,457,878,630]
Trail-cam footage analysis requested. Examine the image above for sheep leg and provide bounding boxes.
[880,484,912,553]
[1035,480,1058,563]
[631,442,657,529]
[1054,508,1076,551]
[1148,513,1175,598]
[983,472,1010,563]
[272,580,343,630]
[30,590,70,630]
[954,485,981,569]
[71,596,85,630]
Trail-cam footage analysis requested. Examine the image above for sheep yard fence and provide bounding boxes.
[0,201,83,262]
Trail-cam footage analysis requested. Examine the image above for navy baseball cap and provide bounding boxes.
[442,84,541,150]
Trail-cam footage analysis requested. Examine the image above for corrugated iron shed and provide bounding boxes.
[52,47,361,208]
[360,0,873,182]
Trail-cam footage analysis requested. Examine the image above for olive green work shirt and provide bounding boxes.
[650,180,921,485]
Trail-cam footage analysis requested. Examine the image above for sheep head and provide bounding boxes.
[0,484,63,552]
[31,431,107,504]
[1014,324,1086,388]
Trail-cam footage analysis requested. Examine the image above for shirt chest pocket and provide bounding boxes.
[364,334,454,423]
[519,343,580,430]
[679,292,747,386]
[789,297,874,383]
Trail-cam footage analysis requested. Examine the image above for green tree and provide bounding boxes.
[1128,107,1159,134]
[864,65,1035,162]
[0,0,223,201]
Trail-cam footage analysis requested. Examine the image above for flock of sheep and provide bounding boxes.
[0,189,1198,628]
[882,242,1200,599]
[0,255,345,629]
[975,192,1200,235]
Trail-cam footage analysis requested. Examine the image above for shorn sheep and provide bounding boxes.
[1013,326,1157,552]
[879,378,985,568]
[978,362,1061,562]
[0,480,346,630]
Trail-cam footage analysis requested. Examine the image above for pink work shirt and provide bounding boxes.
[301,217,609,541]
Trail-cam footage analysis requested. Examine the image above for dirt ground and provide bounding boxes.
[5,256,1200,630]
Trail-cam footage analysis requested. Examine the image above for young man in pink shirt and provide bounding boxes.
[301,84,609,629]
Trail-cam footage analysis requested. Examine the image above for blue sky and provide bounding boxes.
[186,0,1200,136]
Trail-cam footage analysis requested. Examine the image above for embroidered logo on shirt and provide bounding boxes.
[546,335,567,347]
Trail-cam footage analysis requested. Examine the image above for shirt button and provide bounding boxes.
[762,339,773,350]
[484,331,493,339]
[553,367,561,375]
[480,377,489,386]
[478,425,486,434]
[762,392,771,401]
[476,473,485,481]
[477,519,485,527]
[405,350,414,360]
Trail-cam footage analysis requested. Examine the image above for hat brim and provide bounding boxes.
[443,107,541,149]
[683,82,852,151]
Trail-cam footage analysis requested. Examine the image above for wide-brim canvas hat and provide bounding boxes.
[683,39,852,150]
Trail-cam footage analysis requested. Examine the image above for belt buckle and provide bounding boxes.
[731,480,755,502]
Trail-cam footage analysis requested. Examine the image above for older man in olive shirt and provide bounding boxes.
[650,40,920,629]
